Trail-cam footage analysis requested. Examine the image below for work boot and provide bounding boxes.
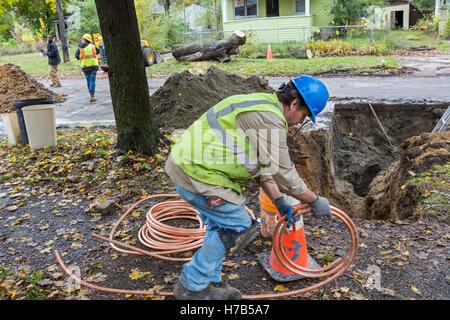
[219,220,259,255]
[173,280,241,300]
[90,93,97,103]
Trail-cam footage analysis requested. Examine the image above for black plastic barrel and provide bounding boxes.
[13,98,54,144]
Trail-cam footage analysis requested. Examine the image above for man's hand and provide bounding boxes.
[309,193,331,217]
[274,196,299,228]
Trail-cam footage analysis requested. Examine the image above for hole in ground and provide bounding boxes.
[288,100,448,219]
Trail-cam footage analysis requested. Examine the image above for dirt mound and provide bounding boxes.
[150,66,274,130]
[0,63,66,114]
[365,131,450,220]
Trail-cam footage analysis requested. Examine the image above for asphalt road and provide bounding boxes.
[1,68,449,139]
[43,74,450,125]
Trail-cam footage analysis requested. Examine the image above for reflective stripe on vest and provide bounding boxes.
[79,44,99,68]
[171,93,287,194]
[206,99,283,177]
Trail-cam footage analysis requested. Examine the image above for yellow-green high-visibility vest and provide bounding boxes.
[170,92,288,194]
[79,44,99,68]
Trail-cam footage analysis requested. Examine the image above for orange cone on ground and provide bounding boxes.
[260,189,301,239]
[266,44,273,60]
[268,217,309,274]
[258,189,320,282]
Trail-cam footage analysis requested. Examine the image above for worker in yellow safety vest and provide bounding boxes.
[166,76,332,300]
[75,34,99,103]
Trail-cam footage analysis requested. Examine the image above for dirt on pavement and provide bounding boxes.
[0,68,449,301]
[150,66,274,130]
[0,63,67,114]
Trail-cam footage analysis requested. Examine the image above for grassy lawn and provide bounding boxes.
[388,30,450,52]
[0,47,82,78]
[0,29,447,79]
[148,56,399,76]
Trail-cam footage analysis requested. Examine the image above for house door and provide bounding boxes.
[395,10,404,29]
[266,0,279,17]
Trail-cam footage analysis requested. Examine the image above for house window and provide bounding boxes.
[234,0,258,17]
[295,0,305,15]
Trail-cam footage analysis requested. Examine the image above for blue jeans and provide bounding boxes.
[82,69,97,94]
[175,183,252,291]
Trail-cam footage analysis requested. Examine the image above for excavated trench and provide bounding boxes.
[150,67,448,221]
[288,100,449,220]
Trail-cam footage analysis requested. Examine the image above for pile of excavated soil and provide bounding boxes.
[366,131,450,220]
[150,66,274,130]
[0,63,66,114]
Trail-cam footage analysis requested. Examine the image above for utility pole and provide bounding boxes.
[55,0,70,62]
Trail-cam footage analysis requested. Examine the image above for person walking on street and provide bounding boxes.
[165,75,332,300]
[43,34,61,87]
[75,34,99,103]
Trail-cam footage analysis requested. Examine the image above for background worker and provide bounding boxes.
[42,34,61,88]
[165,75,332,300]
[75,34,99,103]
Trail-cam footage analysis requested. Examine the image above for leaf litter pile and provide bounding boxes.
[0,128,449,300]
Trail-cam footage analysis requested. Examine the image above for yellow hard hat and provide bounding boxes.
[82,34,93,43]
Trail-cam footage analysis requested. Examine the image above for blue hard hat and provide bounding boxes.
[291,75,329,123]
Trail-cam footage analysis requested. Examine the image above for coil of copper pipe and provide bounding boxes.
[55,195,358,299]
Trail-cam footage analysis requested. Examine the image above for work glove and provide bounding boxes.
[309,193,332,217]
[274,196,299,229]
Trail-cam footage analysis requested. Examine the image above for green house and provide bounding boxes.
[222,0,335,42]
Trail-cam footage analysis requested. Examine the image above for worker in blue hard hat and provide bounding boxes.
[165,74,331,300]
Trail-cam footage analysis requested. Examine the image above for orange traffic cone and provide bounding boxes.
[266,44,273,60]
[257,195,320,282]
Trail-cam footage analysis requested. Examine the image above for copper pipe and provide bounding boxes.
[55,195,358,299]
[368,102,395,149]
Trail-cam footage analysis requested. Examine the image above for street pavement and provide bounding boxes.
[41,74,450,125]
[1,70,449,139]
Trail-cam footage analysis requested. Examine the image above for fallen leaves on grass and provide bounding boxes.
[0,129,172,208]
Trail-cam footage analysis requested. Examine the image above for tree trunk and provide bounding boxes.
[94,0,159,155]
[172,30,246,63]
[290,48,313,59]
[55,0,70,63]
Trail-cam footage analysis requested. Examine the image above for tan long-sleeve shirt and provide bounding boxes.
[165,110,308,205]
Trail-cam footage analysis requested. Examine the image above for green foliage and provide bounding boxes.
[413,14,439,34]
[0,12,14,39]
[411,0,436,10]
[443,18,450,40]
[238,30,400,58]
[194,0,222,31]
[66,0,100,43]
[134,0,188,50]
[0,0,71,40]
[135,0,166,50]
[330,0,383,25]
[0,267,10,280]
[24,271,45,300]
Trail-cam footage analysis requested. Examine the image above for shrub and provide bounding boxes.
[443,18,450,40]
[413,14,438,35]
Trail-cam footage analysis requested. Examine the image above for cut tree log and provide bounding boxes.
[290,48,313,59]
[172,30,246,63]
